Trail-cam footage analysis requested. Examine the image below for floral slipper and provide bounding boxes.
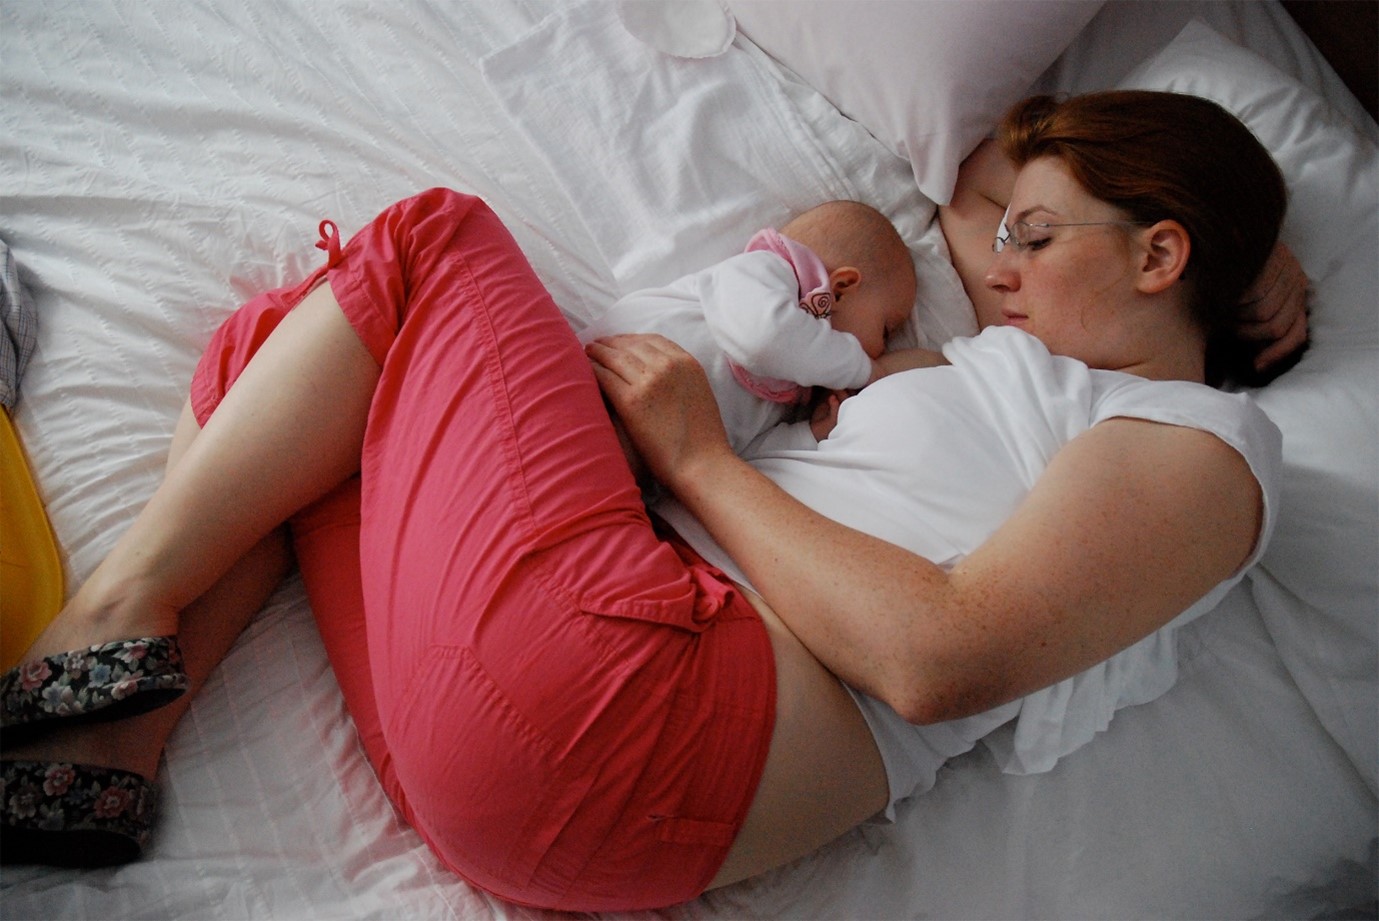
[1,759,157,867]
[0,637,189,743]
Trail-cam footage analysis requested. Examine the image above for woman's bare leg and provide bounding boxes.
[2,530,290,777]
[7,278,378,782]
[24,280,379,662]
[4,398,293,774]
[709,599,889,888]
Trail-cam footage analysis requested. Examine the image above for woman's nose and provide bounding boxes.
[984,252,1018,292]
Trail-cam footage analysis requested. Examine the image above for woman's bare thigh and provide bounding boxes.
[709,594,888,889]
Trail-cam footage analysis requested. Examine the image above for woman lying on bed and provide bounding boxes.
[0,90,1306,912]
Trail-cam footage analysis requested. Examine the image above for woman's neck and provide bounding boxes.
[1117,314,1208,383]
[1118,349,1207,384]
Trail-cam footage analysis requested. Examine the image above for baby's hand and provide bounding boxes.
[810,389,849,441]
[868,347,948,384]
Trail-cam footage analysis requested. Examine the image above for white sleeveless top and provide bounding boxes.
[655,326,1282,813]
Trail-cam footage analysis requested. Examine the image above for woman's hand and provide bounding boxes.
[586,334,733,488]
[1239,241,1309,373]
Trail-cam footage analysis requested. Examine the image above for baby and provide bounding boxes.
[580,200,940,474]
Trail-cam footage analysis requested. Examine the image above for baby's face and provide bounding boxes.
[830,271,915,358]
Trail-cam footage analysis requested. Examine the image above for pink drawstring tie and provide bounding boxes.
[316,220,342,267]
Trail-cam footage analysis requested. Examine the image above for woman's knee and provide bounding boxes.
[166,400,203,473]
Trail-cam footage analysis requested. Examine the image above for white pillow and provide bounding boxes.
[1123,20,1379,789]
[727,0,1104,205]
[482,2,979,348]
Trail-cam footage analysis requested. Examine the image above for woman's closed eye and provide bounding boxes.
[994,219,1154,254]
[1001,222,1053,252]
[994,221,1052,254]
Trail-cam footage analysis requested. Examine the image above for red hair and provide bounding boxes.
[999,91,1290,385]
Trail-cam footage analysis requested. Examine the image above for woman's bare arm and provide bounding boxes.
[938,139,1016,331]
[588,333,1263,723]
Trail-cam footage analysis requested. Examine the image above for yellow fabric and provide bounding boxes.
[1,408,63,669]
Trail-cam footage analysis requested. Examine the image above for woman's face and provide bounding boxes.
[983,156,1150,370]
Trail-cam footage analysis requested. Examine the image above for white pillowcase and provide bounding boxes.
[482,2,980,349]
[1123,20,1378,790]
[727,0,1103,205]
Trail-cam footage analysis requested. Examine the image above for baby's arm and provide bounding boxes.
[701,253,873,390]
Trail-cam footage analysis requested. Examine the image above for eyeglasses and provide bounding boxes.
[993,220,1153,254]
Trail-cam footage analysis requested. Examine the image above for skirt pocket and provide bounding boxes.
[384,646,599,898]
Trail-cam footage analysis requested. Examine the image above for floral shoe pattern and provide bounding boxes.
[1,759,156,867]
[0,636,189,742]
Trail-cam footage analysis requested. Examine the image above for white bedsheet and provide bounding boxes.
[1,1,1374,918]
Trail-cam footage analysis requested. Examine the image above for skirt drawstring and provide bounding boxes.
[316,220,343,268]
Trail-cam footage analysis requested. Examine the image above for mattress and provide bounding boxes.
[1,1,1375,917]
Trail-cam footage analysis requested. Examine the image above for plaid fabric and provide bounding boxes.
[1,238,38,409]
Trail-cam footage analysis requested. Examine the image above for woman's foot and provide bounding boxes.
[0,715,171,868]
[0,759,158,867]
[1,714,166,782]
[23,564,182,664]
[1,636,189,743]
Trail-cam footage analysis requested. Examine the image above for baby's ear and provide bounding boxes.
[829,266,862,297]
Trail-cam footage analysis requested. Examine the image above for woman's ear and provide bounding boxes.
[829,266,861,299]
[1137,220,1190,295]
